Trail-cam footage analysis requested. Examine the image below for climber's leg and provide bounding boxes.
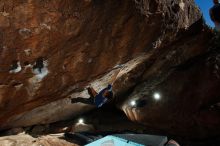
[71,97,95,105]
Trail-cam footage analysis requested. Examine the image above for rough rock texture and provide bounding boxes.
[0,133,77,146]
[121,29,220,138]
[0,0,219,141]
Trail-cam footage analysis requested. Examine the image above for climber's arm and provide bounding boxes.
[103,91,113,99]
[87,87,98,98]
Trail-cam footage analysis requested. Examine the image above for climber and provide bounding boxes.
[71,84,113,108]
[210,0,220,31]
[33,57,44,73]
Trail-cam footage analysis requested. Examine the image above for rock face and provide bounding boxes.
[0,133,77,146]
[0,0,219,140]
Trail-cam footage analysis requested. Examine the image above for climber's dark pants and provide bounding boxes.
[71,87,96,105]
[71,97,95,105]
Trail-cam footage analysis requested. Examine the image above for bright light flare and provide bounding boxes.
[153,92,161,100]
[78,118,84,124]
[130,100,136,106]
